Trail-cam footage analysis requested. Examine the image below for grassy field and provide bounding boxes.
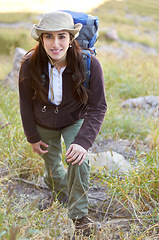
[0,0,159,239]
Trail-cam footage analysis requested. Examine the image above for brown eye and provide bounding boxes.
[45,34,53,39]
[59,35,65,39]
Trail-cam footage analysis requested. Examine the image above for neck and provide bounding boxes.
[55,62,66,72]
[48,53,67,68]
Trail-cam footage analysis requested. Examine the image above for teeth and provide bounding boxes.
[52,50,60,52]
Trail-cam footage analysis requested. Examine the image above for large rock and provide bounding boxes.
[89,151,132,174]
[122,95,159,117]
[5,47,26,89]
[105,28,119,41]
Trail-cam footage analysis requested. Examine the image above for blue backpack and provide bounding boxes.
[62,10,99,88]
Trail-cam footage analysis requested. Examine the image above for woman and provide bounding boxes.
[19,11,107,237]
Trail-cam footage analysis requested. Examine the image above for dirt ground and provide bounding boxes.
[1,138,157,239]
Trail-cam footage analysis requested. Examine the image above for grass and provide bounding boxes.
[92,0,159,25]
[97,51,159,141]
[100,53,159,99]
[100,153,159,239]
[0,12,38,23]
[0,55,13,80]
[0,28,35,55]
[0,86,44,178]
[92,0,159,49]
[0,189,72,239]
[0,0,159,239]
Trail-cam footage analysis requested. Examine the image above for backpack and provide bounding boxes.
[62,10,99,88]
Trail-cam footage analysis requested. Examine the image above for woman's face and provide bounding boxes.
[42,30,71,63]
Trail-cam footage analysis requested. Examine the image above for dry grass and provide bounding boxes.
[0,0,159,239]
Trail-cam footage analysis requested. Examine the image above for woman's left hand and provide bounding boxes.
[66,144,87,165]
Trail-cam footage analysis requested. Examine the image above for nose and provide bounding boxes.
[52,36,59,47]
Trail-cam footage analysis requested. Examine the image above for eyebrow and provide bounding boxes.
[58,33,67,35]
[44,32,67,36]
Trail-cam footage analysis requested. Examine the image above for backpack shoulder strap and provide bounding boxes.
[71,49,91,89]
[82,49,91,88]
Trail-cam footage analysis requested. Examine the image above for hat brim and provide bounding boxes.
[31,23,82,42]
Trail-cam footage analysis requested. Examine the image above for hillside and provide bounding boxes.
[0,0,159,239]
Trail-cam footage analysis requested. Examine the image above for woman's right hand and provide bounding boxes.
[31,140,49,154]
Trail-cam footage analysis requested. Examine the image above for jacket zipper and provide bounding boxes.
[54,106,59,113]
[42,105,59,114]
[42,105,46,112]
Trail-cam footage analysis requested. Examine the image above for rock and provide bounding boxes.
[0,22,32,29]
[4,70,14,89]
[105,28,119,41]
[122,95,159,117]
[89,151,132,174]
[5,47,26,89]
[88,186,108,209]
[119,39,158,55]
[98,45,127,58]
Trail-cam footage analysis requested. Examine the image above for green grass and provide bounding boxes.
[0,28,35,55]
[92,0,159,24]
[0,87,44,178]
[0,189,72,239]
[0,12,38,23]
[93,154,159,239]
[0,55,13,80]
[101,50,159,94]
[92,0,159,49]
[98,52,159,143]
[126,0,159,21]
[0,0,159,239]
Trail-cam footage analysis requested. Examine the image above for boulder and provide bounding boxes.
[89,151,132,174]
[105,28,119,41]
[97,45,126,58]
[5,47,26,89]
[122,95,159,117]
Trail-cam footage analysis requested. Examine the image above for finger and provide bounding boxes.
[71,154,84,165]
[33,147,48,154]
[40,141,49,148]
[39,149,48,154]
[72,153,86,165]
[65,145,73,156]
[67,152,78,162]
[78,154,86,165]
[66,147,77,159]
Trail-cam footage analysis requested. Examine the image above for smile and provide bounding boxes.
[51,49,62,54]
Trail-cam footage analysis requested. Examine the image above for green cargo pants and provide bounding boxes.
[36,119,90,219]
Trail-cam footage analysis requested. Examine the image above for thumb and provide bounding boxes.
[66,144,72,156]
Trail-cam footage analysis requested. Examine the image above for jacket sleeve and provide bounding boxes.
[19,60,41,143]
[72,55,107,150]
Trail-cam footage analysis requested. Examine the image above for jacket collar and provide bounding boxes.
[42,61,72,78]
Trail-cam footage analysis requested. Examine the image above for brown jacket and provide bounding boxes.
[19,54,107,150]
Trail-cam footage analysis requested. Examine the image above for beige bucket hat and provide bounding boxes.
[31,11,82,41]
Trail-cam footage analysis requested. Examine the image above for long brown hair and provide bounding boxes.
[20,36,88,105]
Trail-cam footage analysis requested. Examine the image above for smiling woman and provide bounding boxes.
[18,10,107,238]
[42,32,70,64]
[0,0,108,12]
